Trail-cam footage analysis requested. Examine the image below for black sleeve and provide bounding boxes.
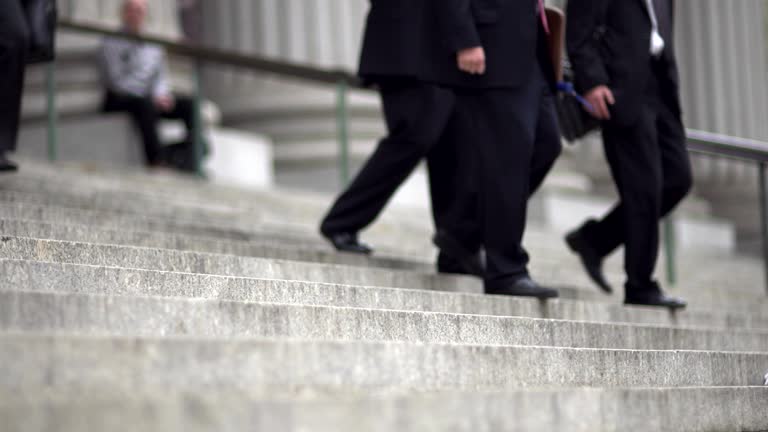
[440,0,482,52]
[566,0,610,93]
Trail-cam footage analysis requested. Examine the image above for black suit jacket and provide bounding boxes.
[358,0,429,82]
[566,0,681,125]
[425,0,554,90]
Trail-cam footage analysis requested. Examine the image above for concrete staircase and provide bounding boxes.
[1,160,767,431]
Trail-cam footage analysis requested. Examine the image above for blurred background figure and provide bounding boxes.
[99,0,206,172]
[0,0,31,172]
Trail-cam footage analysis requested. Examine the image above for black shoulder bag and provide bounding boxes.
[554,2,610,143]
[555,62,600,143]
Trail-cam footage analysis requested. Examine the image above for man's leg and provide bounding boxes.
[104,92,164,166]
[463,83,557,296]
[596,104,687,308]
[429,76,562,277]
[0,0,29,170]
[319,82,455,251]
[427,99,484,275]
[573,102,692,260]
[159,95,202,171]
[656,101,693,214]
[601,109,664,291]
[530,85,563,196]
[161,95,195,132]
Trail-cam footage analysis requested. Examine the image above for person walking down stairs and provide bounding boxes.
[565,0,691,309]
[0,0,56,172]
[319,0,485,278]
[0,0,29,173]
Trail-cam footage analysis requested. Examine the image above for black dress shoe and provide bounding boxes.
[0,153,18,173]
[485,277,559,299]
[323,232,373,255]
[565,227,613,294]
[433,230,484,277]
[625,292,687,309]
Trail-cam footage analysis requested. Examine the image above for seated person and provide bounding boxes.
[99,0,205,172]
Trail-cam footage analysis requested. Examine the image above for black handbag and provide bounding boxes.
[556,62,600,143]
[23,0,58,64]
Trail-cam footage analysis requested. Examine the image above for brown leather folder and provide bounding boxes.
[545,6,566,82]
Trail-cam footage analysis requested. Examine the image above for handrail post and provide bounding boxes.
[46,62,58,162]
[759,162,768,295]
[336,79,350,187]
[663,216,677,287]
[192,60,205,177]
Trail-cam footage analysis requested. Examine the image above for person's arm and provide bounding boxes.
[151,49,175,110]
[566,0,613,119]
[151,50,172,99]
[441,0,481,52]
[440,0,485,74]
[565,0,610,93]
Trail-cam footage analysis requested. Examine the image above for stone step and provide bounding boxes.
[0,177,762,287]
[0,201,269,243]
[0,180,434,258]
[4,290,768,352]
[3,259,768,330]
[0,188,254,224]
[2,235,767,310]
[2,166,765,296]
[0,218,431,273]
[3,333,767,394]
[0,195,759,295]
[4,387,767,432]
[0,236,479,294]
[0,165,337,224]
[0,165,456,254]
[0,195,431,261]
[0,206,759,305]
[0,171,760,268]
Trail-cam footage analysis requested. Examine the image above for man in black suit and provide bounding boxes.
[319,0,485,276]
[428,0,563,298]
[0,0,30,172]
[566,0,691,308]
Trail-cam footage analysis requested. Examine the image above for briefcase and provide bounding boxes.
[545,6,600,143]
[556,63,601,143]
[24,0,58,64]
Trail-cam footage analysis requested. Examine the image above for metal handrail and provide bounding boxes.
[685,128,768,294]
[52,19,768,295]
[687,129,768,163]
[58,19,363,87]
[53,18,365,182]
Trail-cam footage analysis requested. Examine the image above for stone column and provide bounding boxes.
[198,0,380,151]
[60,0,180,38]
[677,0,768,141]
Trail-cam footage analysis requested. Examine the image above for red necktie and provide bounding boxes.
[538,0,550,34]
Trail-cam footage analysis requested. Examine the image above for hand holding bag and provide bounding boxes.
[545,6,600,143]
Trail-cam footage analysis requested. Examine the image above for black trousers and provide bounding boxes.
[581,69,692,293]
[459,64,562,286]
[0,0,29,152]
[102,91,196,166]
[320,81,471,243]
